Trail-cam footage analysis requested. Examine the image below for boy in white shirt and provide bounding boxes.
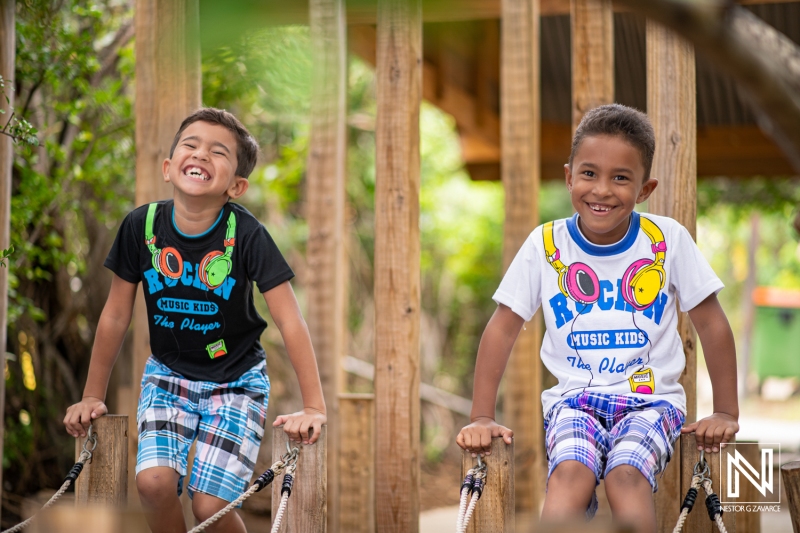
[457,104,738,533]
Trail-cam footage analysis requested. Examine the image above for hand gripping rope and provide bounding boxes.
[672,451,727,533]
[456,456,488,533]
[1,426,98,533]
[188,443,300,533]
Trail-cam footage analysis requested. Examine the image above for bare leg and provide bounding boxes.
[540,460,597,522]
[604,465,656,533]
[136,467,186,533]
[192,492,247,533]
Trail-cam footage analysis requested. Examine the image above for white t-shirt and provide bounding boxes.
[493,212,723,417]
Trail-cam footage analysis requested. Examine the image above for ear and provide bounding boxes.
[226,176,249,199]
[637,177,658,203]
[162,158,172,183]
[564,163,573,192]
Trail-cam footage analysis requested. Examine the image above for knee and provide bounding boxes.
[136,469,178,505]
[549,460,596,490]
[192,494,227,523]
[605,464,651,492]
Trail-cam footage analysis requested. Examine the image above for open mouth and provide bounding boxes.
[184,165,211,181]
[587,203,615,213]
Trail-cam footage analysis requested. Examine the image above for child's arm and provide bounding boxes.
[63,274,137,437]
[682,293,739,453]
[456,304,524,457]
[263,281,327,445]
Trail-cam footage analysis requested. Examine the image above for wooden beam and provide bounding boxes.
[501,0,545,519]
[338,394,375,533]
[461,438,514,532]
[74,415,129,507]
[0,0,14,519]
[680,435,735,532]
[647,19,697,531]
[132,0,201,502]
[373,0,422,531]
[782,461,800,532]
[272,426,328,532]
[571,0,614,132]
[307,1,348,531]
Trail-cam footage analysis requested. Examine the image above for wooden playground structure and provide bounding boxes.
[3,0,800,531]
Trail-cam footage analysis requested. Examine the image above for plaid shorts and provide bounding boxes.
[136,356,269,503]
[544,392,684,518]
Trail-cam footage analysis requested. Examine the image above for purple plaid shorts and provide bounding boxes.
[544,391,684,518]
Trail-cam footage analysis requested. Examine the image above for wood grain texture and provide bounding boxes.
[307,1,348,531]
[272,425,328,532]
[782,461,800,533]
[571,0,614,132]
[338,394,375,533]
[679,434,735,533]
[0,1,13,517]
[501,0,545,516]
[373,0,422,531]
[646,20,698,529]
[462,438,515,532]
[74,415,129,507]
[734,441,761,533]
[131,0,201,502]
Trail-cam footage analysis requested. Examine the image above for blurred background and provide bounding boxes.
[2,0,800,529]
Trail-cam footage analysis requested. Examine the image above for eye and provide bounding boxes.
[613,175,630,181]
[583,170,595,177]
[212,151,225,156]
[183,143,196,149]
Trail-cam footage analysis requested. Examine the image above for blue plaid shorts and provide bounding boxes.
[544,392,684,518]
[136,356,270,503]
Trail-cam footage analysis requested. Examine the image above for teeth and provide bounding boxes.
[590,204,612,212]
[186,168,209,180]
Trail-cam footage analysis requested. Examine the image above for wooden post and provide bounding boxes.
[307,1,348,531]
[0,0,14,519]
[74,415,129,507]
[373,0,422,531]
[570,0,614,132]
[501,0,544,518]
[734,441,761,533]
[781,461,800,533]
[646,20,697,531]
[131,0,201,502]
[461,438,515,533]
[338,394,375,533]
[272,425,328,532]
[679,434,734,532]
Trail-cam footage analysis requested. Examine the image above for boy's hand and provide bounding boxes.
[681,412,739,453]
[63,396,108,438]
[273,408,327,445]
[456,417,513,457]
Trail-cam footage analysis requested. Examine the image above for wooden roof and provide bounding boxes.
[200,0,800,179]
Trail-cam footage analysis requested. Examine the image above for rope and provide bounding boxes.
[701,478,727,533]
[460,492,481,533]
[1,428,97,533]
[270,492,290,533]
[671,474,702,533]
[456,468,475,532]
[456,458,487,533]
[270,462,297,533]
[672,451,727,533]
[187,484,261,533]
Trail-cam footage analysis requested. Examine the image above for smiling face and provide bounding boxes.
[162,121,248,202]
[565,134,658,245]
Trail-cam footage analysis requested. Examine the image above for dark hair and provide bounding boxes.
[569,104,656,181]
[169,108,259,179]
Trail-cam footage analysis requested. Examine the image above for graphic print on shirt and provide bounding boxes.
[542,216,669,395]
[144,203,235,358]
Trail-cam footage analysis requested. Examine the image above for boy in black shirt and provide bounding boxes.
[64,108,326,533]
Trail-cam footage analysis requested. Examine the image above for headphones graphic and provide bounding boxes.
[542,215,667,310]
[145,203,237,290]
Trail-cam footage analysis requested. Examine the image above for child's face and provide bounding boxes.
[565,134,658,245]
[163,121,248,202]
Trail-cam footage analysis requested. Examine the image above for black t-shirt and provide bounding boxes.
[104,200,294,383]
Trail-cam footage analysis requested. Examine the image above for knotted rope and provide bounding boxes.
[189,444,299,533]
[456,456,487,533]
[270,461,297,533]
[2,426,98,533]
[672,450,727,533]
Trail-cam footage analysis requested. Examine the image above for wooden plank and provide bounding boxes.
[461,438,515,533]
[373,0,422,531]
[338,394,375,533]
[647,19,697,530]
[0,0,13,519]
[734,441,761,533]
[307,1,348,531]
[131,0,201,503]
[781,461,800,533]
[679,434,735,532]
[272,425,328,532]
[74,415,129,507]
[571,0,614,132]
[501,0,544,519]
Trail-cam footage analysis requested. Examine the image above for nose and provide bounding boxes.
[191,145,209,161]
[592,176,612,197]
